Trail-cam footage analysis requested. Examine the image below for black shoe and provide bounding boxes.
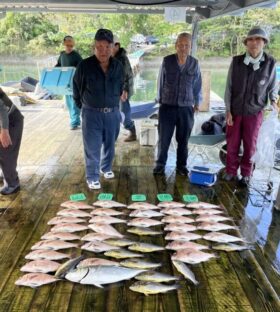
[176,167,189,176]
[238,176,250,187]
[153,166,165,175]
[0,185,20,195]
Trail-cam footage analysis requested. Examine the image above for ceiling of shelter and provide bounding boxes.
[0,0,277,22]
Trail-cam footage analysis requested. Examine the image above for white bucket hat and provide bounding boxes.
[243,26,269,44]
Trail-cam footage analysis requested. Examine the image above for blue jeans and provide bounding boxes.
[156,105,194,169]
[65,95,81,127]
[82,107,121,182]
[120,99,134,130]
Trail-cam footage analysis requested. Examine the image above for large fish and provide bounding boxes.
[81,241,120,253]
[171,250,216,264]
[197,222,237,232]
[65,265,145,287]
[91,208,123,216]
[89,216,126,224]
[128,242,165,253]
[127,227,162,236]
[166,241,209,251]
[20,260,60,273]
[81,233,116,242]
[127,202,159,210]
[77,258,120,268]
[15,273,58,288]
[193,209,224,215]
[25,250,71,261]
[161,216,195,224]
[186,202,222,209]
[105,238,135,247]
[161,207,192,216]
[31,240,78,251]
[212,243,253,252]
[129,281,178,295]
[129,209,164,218]
[127,218,162,228]
[88,224,124,238]
[41,232,81,241]
[172,260,199,285]
[157,201,185,208]
[104,249,144,259]
[51,223,88,233]
[92,200,126,208]
[164,223,197,232]
[203,232,244,243]
[47,216,86,225]
[135,271,178,283]
[55,256,84,278]
[57,209,91,218]
[120,259,161,269]
[61,201,93,210]
[196,215,233,223]
[165,232,202,241]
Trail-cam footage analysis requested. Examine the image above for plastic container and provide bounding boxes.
[21,76,38,92]
[189,166,217,186]
[139,119,158,146]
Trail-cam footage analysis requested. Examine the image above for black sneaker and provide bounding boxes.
[0,185,20,195]
[238,176,250,187]
[223,173,236,182]
[153,166,165,175]
[176,167,189,176]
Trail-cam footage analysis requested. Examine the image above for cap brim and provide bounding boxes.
[243,35,269,44]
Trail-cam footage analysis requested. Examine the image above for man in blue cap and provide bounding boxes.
[73,29,126,190]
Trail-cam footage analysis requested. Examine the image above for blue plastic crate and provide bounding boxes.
[39,67,76,95]
[189,166,217,187]
[277,66,280,81]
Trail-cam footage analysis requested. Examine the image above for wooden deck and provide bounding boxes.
[0,102,279,312]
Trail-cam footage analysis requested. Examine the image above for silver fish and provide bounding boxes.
[88,223,124,238]
[127,218,162,228]
[81,241,120,253]
[165,232,202,241]
[161,216,195,224]
[104,249,144,259]
[25,250,70,261]
[105,238,135,247]
[55,256,84,278]
[91,208,124,216]
[164,223,197,232]
[166,241,208,251]
[193,209,223,215]
[65,265,145,287]
[129,209,164,218]
[172,260,199,285]
[128,242,164,253]
[129,281,178,295]
[203,232,245,243]
[196,215,233,223]
[89,216,126,224]
[61,201,93,210]
[77,258,120,268]
[135,271,179,283]
[120,259,161,269]
[81,233,116,242]
[15,273,58,288]
[127,202,159,210]
[47,216,86,225]
[127,227,162,236]
[197,222,237,232]
[212,243,253,252]
[51,223,88,233]
[161,207,192,216]
[92,200,126,208]
[186,202,222,209]
[41,232,80,241]
[31,240,78,251]
[57,209,91,218]
[157,201,185,208]
[171,250,216,264]
[20,260,60,273]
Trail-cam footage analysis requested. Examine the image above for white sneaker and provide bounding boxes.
[100,170,115,179]
[87,180,101,190]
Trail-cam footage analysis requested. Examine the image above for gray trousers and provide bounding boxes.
[0,108,24,187]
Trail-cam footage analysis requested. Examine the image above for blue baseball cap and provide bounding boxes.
[94,29,114,43]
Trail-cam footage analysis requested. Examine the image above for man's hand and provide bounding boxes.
[120,91,128,102]
[226,112,233,126]
[0,129,12,148]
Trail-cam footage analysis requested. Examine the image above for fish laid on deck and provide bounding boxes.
[186,202,222,209]
[129,209,164,218]
[165,232,202,241]
[127,202,159,210]
[212,243,253,252]
[15,273,59,288]
[105,238,135,247]
[129,281,178,295]
[172,260,199,285]
[104,249,143,259]
[135,271,179,283]
[25,250,71,261]
[61,201,94,210]
[41,232,81,241]
[92,200,126,208]
[51,223,88,233]
[166,241,209,251]
[203,232,245,243]
[196,214,233,223]
[197,222,237,232]
[81,241,120,253]
[20,260,60,273]
[164,223,197,232]
[157,201,185,208]
[193,208,224,215]
[90,208,124,216]
[127,227,162,236]
[77,258,120,268]
[161,215,195,224]
[127,217,162,227]
[128,242,165,253]
[160,207,193,216]
[89,216,126,224]
[57,209,91,218]
[81,233,118,242]
[47,216,86,225]
[171,250,216,264]
[31,240,78,251]
[120,259,161,269]
[88,223,124,238]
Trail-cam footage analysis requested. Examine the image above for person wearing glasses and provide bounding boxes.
[73,29,126,190]
[56,35,83,130]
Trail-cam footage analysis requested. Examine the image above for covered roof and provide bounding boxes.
[0,0,277,22]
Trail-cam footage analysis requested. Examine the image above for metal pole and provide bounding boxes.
[274,183,280,210]
[191,15,199,57]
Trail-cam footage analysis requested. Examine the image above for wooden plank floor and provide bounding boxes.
[0,102,279,312]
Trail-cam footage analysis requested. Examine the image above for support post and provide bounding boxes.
[191,15,199,57]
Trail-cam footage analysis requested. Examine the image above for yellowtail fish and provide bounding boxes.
[104,249,144,259]
[120,259,161,269]
[128,242,164,253]
[135,271,179,283]
[172,260,199,285]
[164,223,197,232]
[165,232,202,241]
[105,238,135,247]
[127,227,162,236]
[129,281,178,296]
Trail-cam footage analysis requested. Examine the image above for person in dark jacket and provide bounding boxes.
[223,27,279,186]
[0,88,24,195]
[56,35,83,130]
[112,36,136,142]
[73,29,126,190]
[153,32,202,176]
